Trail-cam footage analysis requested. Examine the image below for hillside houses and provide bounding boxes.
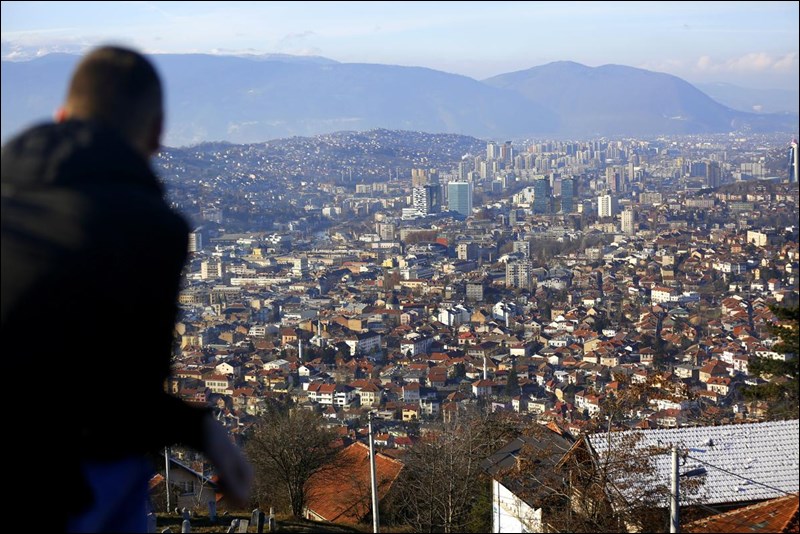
[163,175,796,516]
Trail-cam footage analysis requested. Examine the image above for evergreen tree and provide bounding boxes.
[745,305,799,419]
[505,366,520,398]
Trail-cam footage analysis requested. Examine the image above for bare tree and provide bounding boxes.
[245,406,341,517]
[497,421,704,533]
[393,409,515,532]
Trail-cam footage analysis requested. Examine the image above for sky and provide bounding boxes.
[1,1,798,90]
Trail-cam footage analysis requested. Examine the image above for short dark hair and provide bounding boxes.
[66,46,163,144]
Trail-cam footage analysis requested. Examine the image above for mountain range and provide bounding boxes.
[2,53,797,147]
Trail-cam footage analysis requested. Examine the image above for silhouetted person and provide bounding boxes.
[1,46,252,532]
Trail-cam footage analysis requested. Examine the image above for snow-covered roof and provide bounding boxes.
[587,419,799,506]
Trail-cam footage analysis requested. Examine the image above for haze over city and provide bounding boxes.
[2,2,799,533]
[2,1,798,90]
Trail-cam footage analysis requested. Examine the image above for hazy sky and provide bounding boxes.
[2,1,798,90]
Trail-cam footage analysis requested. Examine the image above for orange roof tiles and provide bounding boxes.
[684,493,799,533]
[305,442,403,524]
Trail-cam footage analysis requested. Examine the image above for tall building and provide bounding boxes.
[457,242,479,260]
[448,181,473,217]
[501,141,513,164]
[188,229,203,253]
[486,141,499,161]
[506,260,533,290]
[376,221,397,241]
[621,209,635,235]
[561,176,575,213]
[598,193,618,218]
[466,281,485,302]
[292,256,309,278]
[411,168,438,188]
[458,160,472,181]
[532,175,551,215]
[513,240,532,258]
[690,161,707,178]
[790,139,799,184]
[606,166,621,193]
[201,259,223,280]
[411,184,441,217]
[427,184,441,213]
[706,161,721,188]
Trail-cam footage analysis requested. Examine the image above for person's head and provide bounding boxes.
[56,46,163,159]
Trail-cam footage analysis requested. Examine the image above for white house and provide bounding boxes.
[438,304,471,327]
[397,381,419,401]
[333,384,356,407]
[353,382,382,407]
[344,331,382,356]
[263,358,291,372]
[484,431,574,533]
[487,420,800,533]
[492,479,542,533]
[400,334,433,357]
[215,361,242,377]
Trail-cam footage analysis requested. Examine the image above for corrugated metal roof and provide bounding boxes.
[588,420,799,506]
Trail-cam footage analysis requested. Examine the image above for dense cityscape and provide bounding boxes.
[3,3,798,532]
[153,129,799,532]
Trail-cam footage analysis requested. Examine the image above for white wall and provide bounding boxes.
[492,479,543,533]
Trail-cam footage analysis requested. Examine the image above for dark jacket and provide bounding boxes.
[1,121,208,518]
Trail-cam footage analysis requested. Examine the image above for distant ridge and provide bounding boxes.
[2,54,796,146]
[483,61,796,137]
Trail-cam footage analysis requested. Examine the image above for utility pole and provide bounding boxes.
[670,444,679,534]
[165,446,171,511]
[368,412,380,533]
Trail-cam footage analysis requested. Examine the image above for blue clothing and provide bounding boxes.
[66,456,153,533]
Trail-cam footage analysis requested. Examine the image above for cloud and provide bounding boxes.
[276,30,316,49]
[1,39,89,60]
[638,58,687,73]
[694,52,798,73]
[772,52,798,72]
[274,30,321,56]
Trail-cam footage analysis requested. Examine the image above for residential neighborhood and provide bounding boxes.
[157,132,799,531]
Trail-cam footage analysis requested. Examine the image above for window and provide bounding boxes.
[179,480,195,495]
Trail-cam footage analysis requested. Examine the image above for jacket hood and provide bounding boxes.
[1,120,163,195]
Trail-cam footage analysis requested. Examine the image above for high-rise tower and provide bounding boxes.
[621,209,635,235]
[598,193,618,218]
[486,141,499,161]
[447,181,473,217]
[561,176,575,213]
[532,175,551,215]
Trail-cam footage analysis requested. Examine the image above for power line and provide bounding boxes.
[684,454,794,497]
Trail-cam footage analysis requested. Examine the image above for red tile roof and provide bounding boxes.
[305,442,403,524]
[684,493,799,533]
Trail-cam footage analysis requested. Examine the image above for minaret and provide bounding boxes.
[298,338,303,362]
[483,355,487,380]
